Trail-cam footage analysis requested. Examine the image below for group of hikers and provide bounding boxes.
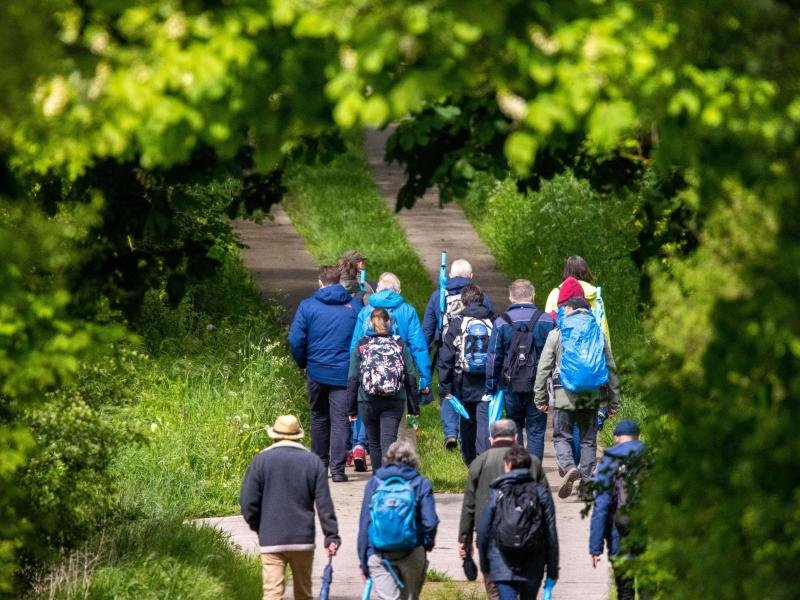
[239,251,645,600]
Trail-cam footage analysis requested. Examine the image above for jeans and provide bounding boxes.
[495,577,543,600]
[360,398,404,470]
[552,407,599,483]
[504,391,547,460]
[260,550,314,600]
[368,546,428,600]
[350,416,368,449]
[460,402,491,465]
[571,421,582,465]
[440,394,460,439]
[307,377,349,477]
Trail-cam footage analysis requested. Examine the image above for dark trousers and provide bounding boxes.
[495,575,543,600]
[360,398,404,470]
[307,377,349,477]
[460,402,490,466]
[505,391,548,461]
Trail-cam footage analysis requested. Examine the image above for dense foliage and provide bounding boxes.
[1,0,798,596]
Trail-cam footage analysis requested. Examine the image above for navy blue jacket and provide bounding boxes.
[485,303,555,394]
[350,290,431,389]
[437,303,494,402]
[357,463,439,575]
[589,440,646,557]
[287,284,362,386]
[477,469,559,583]
[422,276,494,347]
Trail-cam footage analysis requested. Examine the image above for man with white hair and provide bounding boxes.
[422,258,494,449]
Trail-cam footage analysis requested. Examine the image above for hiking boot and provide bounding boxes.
[559,467,581,499]
[352,446,367,472]
[345,451,354,468]
[331,473,349,483]
[444,436,458,451]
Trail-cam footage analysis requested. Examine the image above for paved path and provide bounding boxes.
[364,127,610,599]
[233,206,318,324]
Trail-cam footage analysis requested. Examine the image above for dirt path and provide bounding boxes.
[233,206,319,324]
[363,128,611,599]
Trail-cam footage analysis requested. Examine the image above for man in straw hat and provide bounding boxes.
[241,414,341,600]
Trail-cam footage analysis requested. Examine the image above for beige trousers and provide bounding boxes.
[260,550,315,600]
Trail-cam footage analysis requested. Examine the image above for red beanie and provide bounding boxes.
[557,277,585,305]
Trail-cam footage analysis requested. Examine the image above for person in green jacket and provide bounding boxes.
[347,308,419,471]
[457,419,548,600]
[534,297,621,500]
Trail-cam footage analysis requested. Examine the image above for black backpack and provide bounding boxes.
[500,310,543,393]
[493,479,545,555]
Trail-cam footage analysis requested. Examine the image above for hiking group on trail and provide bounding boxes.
[243,252,644,599]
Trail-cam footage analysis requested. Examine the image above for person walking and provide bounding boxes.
[534,296,621,499]
[240,414,341,600]
[358,440,439,600]
[348,308,420,470]
[589,420,647,600]
[422,258,494,450]
[477,447,559,600]
[544,255,610,342]
[458,420,548,600]
[288,265,362,482]
[438,283,495,464]
[485,279,555,460]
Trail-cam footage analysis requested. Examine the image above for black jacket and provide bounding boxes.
[477,469,559,583]
[240,441,340,552]
[438,303,494,402]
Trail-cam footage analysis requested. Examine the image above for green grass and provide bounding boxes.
[283,143,467,492]
[110,258,308,518]
[421,581,485,599]
[30,520,261,600]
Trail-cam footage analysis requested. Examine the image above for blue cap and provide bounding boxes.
[613,419,640,436]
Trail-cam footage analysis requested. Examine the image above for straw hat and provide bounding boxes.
[267,414,304,440]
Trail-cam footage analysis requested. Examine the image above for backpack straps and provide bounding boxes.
[499,312,513,326]
[526,309,544,330]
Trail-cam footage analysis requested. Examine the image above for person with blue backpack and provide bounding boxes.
[534,296,621,500]
[438,283,495,465]
[348,308,420,471]
[358,440,439,600]
[485,279,556,461]
[422,258,494,450]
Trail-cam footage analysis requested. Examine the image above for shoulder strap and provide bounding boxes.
[527,309,544,328]
[499,312,513,325]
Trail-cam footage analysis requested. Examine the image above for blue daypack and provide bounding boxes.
[458,317,493,374]
[558,310,608,393]
[368,475,418,552]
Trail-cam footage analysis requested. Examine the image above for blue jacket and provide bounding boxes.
[485,303,556,394]
[476,469,559,583]
[350,290,431,389]
[287,284,362,386]
[357,463,439,575]
[422,276,494,346]
[589,439,646,557]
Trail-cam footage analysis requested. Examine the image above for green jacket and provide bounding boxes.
[533,313,621,412]
[458,440,547,548]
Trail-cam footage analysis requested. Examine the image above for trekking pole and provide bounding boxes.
[437,250,448,334]
[359,268,366,293]
[361,576,373,600]
[382,559,405,589]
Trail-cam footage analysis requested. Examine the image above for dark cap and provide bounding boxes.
[341,250,367,263]
[613,419,640,436]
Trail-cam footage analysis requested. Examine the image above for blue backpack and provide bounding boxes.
[368,476,418,552]
[558,310,608,393]
[457,317,493,374]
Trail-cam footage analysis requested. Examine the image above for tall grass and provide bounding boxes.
[111,258,308,518]
[283,144,467,491]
